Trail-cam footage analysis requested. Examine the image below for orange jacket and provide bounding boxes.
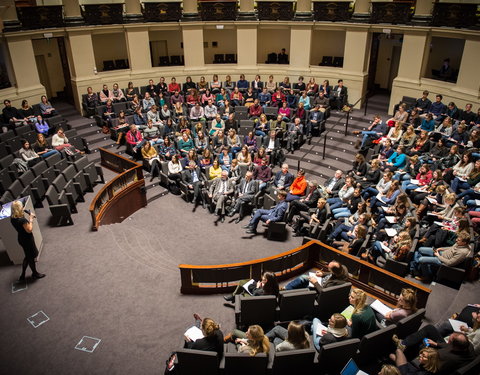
[290,176,307,196]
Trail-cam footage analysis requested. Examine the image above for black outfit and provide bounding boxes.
[11,215,41,279]
[183,167,206,204]
[286,188,320,222]
[184,329,224,357]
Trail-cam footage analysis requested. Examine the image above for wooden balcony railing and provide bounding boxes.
[89,148,146,231]
[179,239,432,309]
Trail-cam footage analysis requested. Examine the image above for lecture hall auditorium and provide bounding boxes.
[0,0,479,374]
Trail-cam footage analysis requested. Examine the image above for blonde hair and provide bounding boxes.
[351,288,367,315]
[399,288,417,313]
[419,347,439,373]
[11,200,25,219]
[247,325,270,356]
[201,318,220,337]
[379,364,401,375]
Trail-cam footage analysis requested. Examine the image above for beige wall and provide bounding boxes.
[257,27,291,64]
[310,30,346,66]
[149,29,184,58]
[92,33,128,72]
[203,28,237,65]
[32,38,66,98]
[424,36,465,79]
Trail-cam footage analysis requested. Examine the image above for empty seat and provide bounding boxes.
[18,170,35,188]
[319,56,333,66]
[0,168,16,194]
[30,175,46,206]
[333,56,344,67]
[356,324,396,365]
[54,158,69,175]
[62,164,89,194]
[52,174,67,193]
[46,186,74,225]
[41,166,56,190]
[395,308,426,339]
[5,136,22,153]
[159,56,169,66]
[0,154,14,169]
[8,179,23,198]
[317,338,360,374]
[315,282,352,321]
[277,289,316,322]
[14,125,31,137]
[45,152,62,168]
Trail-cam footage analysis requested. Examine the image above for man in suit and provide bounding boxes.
[227,171,258,223]
[330,79,348,110]
[286,117,303,153]
[243,190,288,234]
[183,161,206,207]
[306,105,325,143]
[273,163,294,191]
[263,130,281,166]
[208,170,234,222]
[320,170,345,197]
[286,180,320,223]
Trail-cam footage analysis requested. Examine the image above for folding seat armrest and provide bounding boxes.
[65,193,78,213]
[95,165,105,183]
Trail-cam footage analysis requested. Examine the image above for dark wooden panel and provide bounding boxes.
[143,2,182,22]
[257,1,294,21]
[83,4,124,25]
[198,1,238,21]
[313,1,351,22]
[370,2,412,24]
[16,5,64,30]
[431,3,478,29]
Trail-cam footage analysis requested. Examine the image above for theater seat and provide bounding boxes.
[317,338,360,374]
[221,342,273,375]
[277,289,316,322]
[355,324,396,365]
[315,282,352,321]
[272,347,315,374]
[395,308,426,339]
[234,294,277,329]
[175,348,219,375]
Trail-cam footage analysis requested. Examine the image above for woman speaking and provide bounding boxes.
[10,200,45,281]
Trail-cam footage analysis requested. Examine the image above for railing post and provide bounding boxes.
[322,133,327,160]
[344,111,350,136]
[297,159,301,171]
[364,94,369,116]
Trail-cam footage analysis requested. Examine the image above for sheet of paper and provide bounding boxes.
[308,272,322,288]
[410,179,420,184]
[370,299,393,316]
[184,326,204,342]
[449,319,466,333]
[475,200,480,206]
[434,221,445,227]
[380,242,391,253]
[385,216,396,224]
[315,322,329,336]
[242,279,255,295]
[341,305,354,320]
[385,228,397,237]
[426,196,437,204]
[376,193,386,203]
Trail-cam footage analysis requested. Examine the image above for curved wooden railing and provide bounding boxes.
[179,239,432,308]
[89,148,147,230]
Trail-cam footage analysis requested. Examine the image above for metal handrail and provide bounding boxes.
[297,92,369,170]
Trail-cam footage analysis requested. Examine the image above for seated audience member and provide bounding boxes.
[183,161,206,207]
[379,365,401,375]
[111,83,125,102]
[141,141,161,182]
[390,347,439,375]
[243,87,255,107]
[142,92,155,112]
[2,99,25,129]
[207,170,234,220]
[320,169,345,197]
[347,288,378,339]
[143,120,162,146]
[146,79,158,97]
[393,327,475,374]
[83,87,98,117]
[218,146,233,171]
[286,117,303,153]
[39,95,56,117]
[339,224,368,256]
[227,171,257,223]
[170,92,184,109]
[420,113,435,132]
[459,103,476,127]
[18,100,35,124]
[429,94,447,122]
[375,288,417,325]
[209,114,225,137]
[286,169,307,201]
[243,190,288,234]
[331,186,362,220]
[312,313,349,352]
[273,163,294,191]
[197,76,208,94]
[210,75,222,94]
[258,87,271,108]
[387,104,408,128]
[353,114,386,149]
[168,77,181,94]
[204,100,217,121]
[158,137,176,161]
[19,140,41,167]
[34,115,50,136]
[225,325,270,357]
[99,84,113,104]
[286,180,320,223]
[272,88,285,107]
[399,125,417,148]
[253,158,272,191]
[330,79,348,110]
[255,113,270,137]
[125,81,136,101]
[208,159,222,180]
[451,159,480,194]
[410,232,471,282]
[358,159,381,189]
[306,77,319,96]
[52,127,76,153]
[190,102,205,122]
[237,74,249,92]
[183,314,224,357]
[265,321,310,352]
[413,90,432,115]
[326,212,370,244]
[126,124,144,153]
[33,133,59,159]
[177,132,194,157]
[284,260,348,291]
[102,99,116,128]
[291,198,328,237]
[327,176,355,210]
[306,105,325,141]
[386,122,404,145]
[265,75,276,93]
[224,271,279,302]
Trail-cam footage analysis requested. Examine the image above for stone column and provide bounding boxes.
[182,0,199,20]
[295,0,313,20]
[412,0,433,25]
[289,25,312,67]
[6,35,44,95]
[124,0,143,23]
[1,0,21,32]
[125,27,151,73]
[182,25,204,68]
[238,0,256,20]
[351,0,370,22]
[455,39,480,98]
[236,25,257,67]
[63,0,84,26]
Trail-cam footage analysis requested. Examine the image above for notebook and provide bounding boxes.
[341,358,369,375]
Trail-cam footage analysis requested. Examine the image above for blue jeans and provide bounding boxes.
[248,208,270,231]
[411,247,442,279]
[393,173,411,182]
[286,193,302,202]
[371,241,385,259]
[332,207,351,219]
[450,177,471,194]
[361,131,380,148]
[401,181,418,191]
[362,187,378,199]
[327,197,344,210]
[329,223,353,241]
[255,130,266,137]
[41,149,60,158]
[284,275,309,290]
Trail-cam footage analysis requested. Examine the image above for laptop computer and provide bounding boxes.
[341,358,369,375]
